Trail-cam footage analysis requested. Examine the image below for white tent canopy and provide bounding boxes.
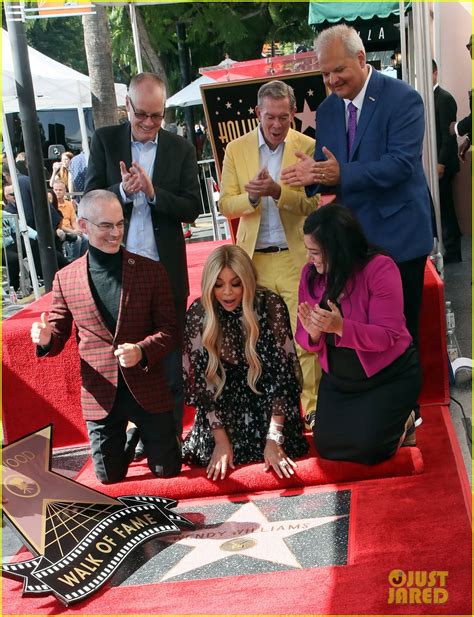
[165,60,236,108]
[2,28,127,113]
[166,74,215,108]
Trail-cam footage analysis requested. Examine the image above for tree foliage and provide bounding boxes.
[110,2,313,93]
[23,2,313,96]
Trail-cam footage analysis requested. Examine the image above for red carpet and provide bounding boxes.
[74,422,424,500]
[4,405,471,614]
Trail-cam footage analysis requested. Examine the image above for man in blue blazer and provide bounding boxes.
[282,24,433,347]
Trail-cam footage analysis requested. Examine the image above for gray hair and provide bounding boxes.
[314,24,365,59]
[78,189,121,220]
[129,72,167,99]
[257,80,296,110]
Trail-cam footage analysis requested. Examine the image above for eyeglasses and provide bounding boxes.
[82,218,125,231]
[128,97,165,123]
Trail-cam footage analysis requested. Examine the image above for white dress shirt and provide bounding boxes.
[122,135,160,261]
[254,128,288,250]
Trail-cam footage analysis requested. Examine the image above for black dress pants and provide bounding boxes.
[86,385,181,484]
[396,255,428,347]
[439,173,461,260]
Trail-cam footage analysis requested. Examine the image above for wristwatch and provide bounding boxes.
[266,430,285,445]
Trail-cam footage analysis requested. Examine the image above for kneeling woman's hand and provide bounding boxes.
[263,441,297,479]
[207,428,235,481]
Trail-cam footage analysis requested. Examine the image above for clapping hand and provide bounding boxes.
[310,300,343,336]
[312,147,341,185]
[299,300,343,339]
[120,161,141,197]
[281,152,316,186]
[120,161,155,200]
[244,167,281,202]
[298,301,322,343]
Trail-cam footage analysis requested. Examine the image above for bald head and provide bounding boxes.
[78,189,121,221]
[78,190,124,254]
[126,73,166,143]
[128,72,166,99]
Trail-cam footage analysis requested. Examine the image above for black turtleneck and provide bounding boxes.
[88,245,123,334]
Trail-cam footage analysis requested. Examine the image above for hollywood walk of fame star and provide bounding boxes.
[159,500,347,581]
[295,99,316,134]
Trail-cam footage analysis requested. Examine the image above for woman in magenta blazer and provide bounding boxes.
[296,205,421,465]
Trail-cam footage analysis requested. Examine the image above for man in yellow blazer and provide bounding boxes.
[220,80,321,423]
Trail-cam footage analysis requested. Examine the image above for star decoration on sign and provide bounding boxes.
[307,89,314,96]
[295,99,315,134]
[225,102,232,109]
[159,500,347,581]
[248,107,255,115]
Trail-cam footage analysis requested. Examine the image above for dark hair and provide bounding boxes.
[47,188,62,219]
[303,204,385,302]
[432,59,438,72]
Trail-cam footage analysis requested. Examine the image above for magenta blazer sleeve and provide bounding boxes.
[335,256,406,352]
[296,255,412,377]
[295,263,327,354]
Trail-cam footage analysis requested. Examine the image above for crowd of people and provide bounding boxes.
[25,24,470,485]
[1,146,93,296]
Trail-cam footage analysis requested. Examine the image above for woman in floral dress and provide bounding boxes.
[182,245,308,481]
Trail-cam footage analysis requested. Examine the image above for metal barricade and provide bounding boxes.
[197,159,230,240]
[2,212,32,298]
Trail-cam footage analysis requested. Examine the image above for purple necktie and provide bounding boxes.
[347,102,358,155]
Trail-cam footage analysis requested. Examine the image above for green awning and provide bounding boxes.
[309,2,411,25]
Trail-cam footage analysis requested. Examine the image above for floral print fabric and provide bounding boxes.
[182,289,309,466]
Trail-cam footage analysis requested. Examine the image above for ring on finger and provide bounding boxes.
[279,460,288,468]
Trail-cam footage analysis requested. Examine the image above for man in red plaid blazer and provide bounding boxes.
[31,190,181,484]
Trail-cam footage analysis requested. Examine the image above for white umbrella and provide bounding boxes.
[166,74,216,108]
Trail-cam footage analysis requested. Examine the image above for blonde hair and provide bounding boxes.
[201,245,261,398]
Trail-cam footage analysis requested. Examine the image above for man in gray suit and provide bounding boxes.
[85,72,201,442]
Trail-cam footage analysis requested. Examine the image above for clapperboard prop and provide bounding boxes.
[2,426,194,606]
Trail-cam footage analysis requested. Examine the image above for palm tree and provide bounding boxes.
[82,4,119,128]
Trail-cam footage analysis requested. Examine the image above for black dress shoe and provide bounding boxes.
[133,438,146,461]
